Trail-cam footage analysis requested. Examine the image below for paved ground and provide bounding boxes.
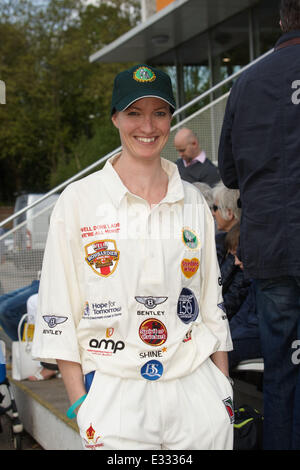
[0,414,42,450]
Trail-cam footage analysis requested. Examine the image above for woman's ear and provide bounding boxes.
[111,112,119,129]
[226,208,234,221]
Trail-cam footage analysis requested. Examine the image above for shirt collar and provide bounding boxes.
[101,153,185,207]
[275,30,300,48]
[183,150,206,167]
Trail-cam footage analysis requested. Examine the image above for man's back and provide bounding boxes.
[218,30,300,279]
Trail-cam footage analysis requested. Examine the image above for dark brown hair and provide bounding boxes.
[280,0,300,32]
[225,222,240,253]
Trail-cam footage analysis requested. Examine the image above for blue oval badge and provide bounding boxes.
[177,288,199,324]
[141,360,163,381]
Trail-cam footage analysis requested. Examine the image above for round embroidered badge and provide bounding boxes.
[139,319,167,347]
[177,288,199,324]
[182,228,199,250]
[141,360,163,381]
[133,66,156,83]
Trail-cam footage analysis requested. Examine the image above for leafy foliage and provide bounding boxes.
[0,0,140,202]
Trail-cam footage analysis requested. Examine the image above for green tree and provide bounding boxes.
[0,0,140,202]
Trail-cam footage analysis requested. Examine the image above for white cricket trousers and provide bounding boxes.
[76,358,234,450]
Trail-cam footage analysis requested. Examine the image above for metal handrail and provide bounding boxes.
[0,47,273,229]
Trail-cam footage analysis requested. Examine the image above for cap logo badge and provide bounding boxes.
[133,66,156,83]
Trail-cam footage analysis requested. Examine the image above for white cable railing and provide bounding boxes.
[0,48,274,293]
[0,47,273,231]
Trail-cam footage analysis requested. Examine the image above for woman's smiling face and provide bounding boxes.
[112,97,172,161]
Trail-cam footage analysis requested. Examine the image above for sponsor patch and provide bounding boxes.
[133,66,156,83]
[139,347,167,360]
[139,319,167,347]
[88,331,125,356]
[177,288,199,324]
[182,228,199,250]
[181,258,200,278]
[141,360,163,381]
[182,329,192,343]
[223,397,235,424]
[105,328,114,338]
[83,300,122,320]
[43,315,67,328]
[135,296,167,309]
[42,315,67,335]
[84,239,120,277]
[83,424,104,449]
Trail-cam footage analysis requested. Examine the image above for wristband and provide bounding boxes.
[66,394,87,419]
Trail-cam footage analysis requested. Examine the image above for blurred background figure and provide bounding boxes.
[174,127,220,187]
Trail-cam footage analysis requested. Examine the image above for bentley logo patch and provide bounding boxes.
[135,296,167,309]
[43,315,68,328]
[85,240,120,277]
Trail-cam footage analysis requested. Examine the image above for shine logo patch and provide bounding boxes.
[84,240,120,277]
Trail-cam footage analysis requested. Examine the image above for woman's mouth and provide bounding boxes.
[135,137,157,143]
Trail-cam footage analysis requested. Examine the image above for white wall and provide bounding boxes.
[140,0,156,21]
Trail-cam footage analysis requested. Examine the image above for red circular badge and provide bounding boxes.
[139,319,167,347]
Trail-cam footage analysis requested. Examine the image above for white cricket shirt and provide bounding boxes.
[32,155,232,381]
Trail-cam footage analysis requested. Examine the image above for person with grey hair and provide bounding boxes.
[212,182,241,233]
[212,184,246,319]
[193,182,213,211]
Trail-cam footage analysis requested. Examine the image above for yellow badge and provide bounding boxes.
[181,258,200,279]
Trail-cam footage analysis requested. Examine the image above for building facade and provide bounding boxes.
[91,0,281,108]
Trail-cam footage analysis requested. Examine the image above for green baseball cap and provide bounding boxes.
[111,64,176,115]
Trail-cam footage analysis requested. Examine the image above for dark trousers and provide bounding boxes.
[255,276,300,450]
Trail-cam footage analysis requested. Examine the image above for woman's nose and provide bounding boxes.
[140,115,155,133]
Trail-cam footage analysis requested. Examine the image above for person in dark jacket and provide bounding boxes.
[218,0,300,450]
[216,224,250,321]
[174,127,220,187]
[224,225,261,372]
